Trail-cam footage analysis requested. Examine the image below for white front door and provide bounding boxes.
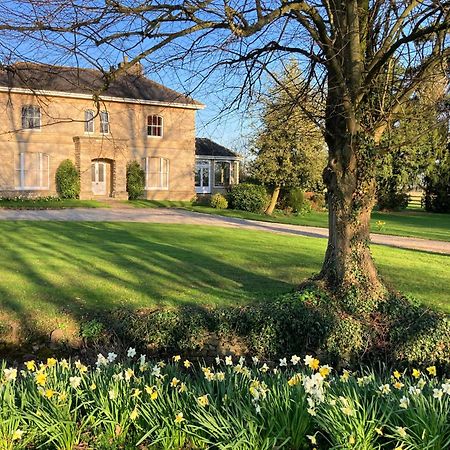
[195,160,211,194]
[91,161,106,195]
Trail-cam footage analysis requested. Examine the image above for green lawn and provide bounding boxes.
[0,199,108,209]
[128,200,450,242]
[185,206,450,242]
[0,222,448,339]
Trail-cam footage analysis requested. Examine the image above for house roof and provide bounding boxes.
[0,62,203,107]
[195,138,240,158]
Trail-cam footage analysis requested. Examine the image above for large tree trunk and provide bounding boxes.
[319,133,387,310]
[265,185,280,215]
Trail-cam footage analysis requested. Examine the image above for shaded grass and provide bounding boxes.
[0,222,448,341]
[0,199,108,209]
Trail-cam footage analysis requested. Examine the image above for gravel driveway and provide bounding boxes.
[0,207,449,255]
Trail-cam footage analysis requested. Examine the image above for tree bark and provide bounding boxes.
[265,185,280,215]
[319,134,387,309]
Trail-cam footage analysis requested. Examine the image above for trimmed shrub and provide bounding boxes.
[210,193,228,209]
[229,183,268,213]
[126,161,145,200]
[55,159,80,199]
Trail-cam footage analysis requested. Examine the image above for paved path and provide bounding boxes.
[0,207,449,255]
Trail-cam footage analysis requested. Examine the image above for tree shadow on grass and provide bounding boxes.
[0,221,322,356]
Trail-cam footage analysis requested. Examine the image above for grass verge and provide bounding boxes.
[0,199,108,209]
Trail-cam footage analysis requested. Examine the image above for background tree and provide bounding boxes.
[1,1,449,306]
[376,70,448,210]
[251,61,326,215]
[424,144,450,212]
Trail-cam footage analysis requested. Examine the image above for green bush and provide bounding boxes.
[126,161,145,200]
[55,160,80,199]
[377,189,410,211]
[285,188,305,213]
[210,193,228,209]
[229,183,268,213]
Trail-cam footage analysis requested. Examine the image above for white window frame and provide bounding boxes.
[21,105,41,130]
[100,111,109,134]
[15,152,50,190]
[213,160,233,188]
[143,157,169,190]
[84,109,95,133]
[147,115,163,138]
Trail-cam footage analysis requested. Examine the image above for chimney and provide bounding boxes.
[118,55,143,76]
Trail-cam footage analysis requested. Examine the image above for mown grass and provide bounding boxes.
[0,221,448,341]
[128,200,450,242]
[0,199,108,209]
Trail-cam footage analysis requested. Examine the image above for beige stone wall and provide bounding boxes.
[0,90,197,200]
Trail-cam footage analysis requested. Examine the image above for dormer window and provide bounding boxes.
[147,115,163,137]
[100,111,109,134]
[84,110,95,133]
[21,105,41,129]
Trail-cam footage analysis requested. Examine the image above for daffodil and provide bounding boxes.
[25,360,36,371]
[393,370,402,379]
[12,429,24,441]
[197,394,209,407]
[109,389,117,400]
[60,359,70,369]
[69,376,82,389]
[433,388,443,399]
[426,366,437,377]
[396,427,407,438]
[124,368,134,382]
[178,382,188,393]
[306,434,317,445]
[173,355,181,362]
[170,377,180,388]
[183,359,191,368]
[340,369,350,382]
[131,388,142,398]
[225,356,233,366]
[399,396,409,409]
[35,371,47,387]
[3,368,17,382]
[291,355,300,365]
[174,412,185,424]
[215,371,225,381]
[412,368,421,379]
[127,347,137,358]
[130,407,139,420]
[47,358,57,368]
[393,381,404,390]
[319,365,331,378]
[45,389,55,399]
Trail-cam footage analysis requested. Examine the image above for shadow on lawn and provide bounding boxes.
[0,221,309,357]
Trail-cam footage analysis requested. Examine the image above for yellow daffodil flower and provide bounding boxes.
[174,412,185,424]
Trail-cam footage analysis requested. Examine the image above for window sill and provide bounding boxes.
[146,135,163,139]
[145,187,169,191]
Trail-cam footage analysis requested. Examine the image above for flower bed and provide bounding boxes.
[1,352,449,449]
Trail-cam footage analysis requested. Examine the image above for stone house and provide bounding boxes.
[0,61,239,201]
